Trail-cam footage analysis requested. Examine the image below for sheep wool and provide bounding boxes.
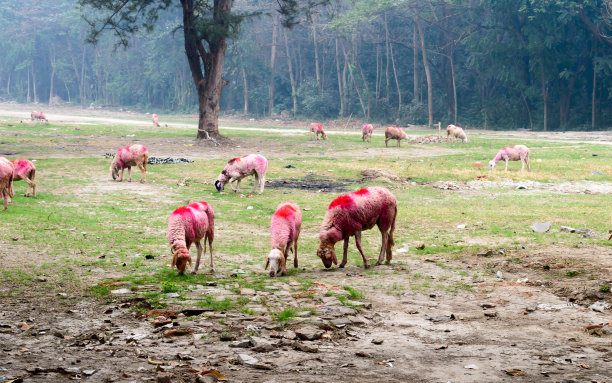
[489,145,531,172]
[214,154,268,194]
[11,159,36,197]
[309,123,327,140]
[110,144,149,182]
[0,157,15,211]
[267,201,302,277]
[362,124,373,142]
[384,127,407,147]
[446,124,468,143]
[167,201,215,275]
[317,187,397,269]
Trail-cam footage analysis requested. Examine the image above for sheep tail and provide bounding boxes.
[8,172,14,198]
[143,151,149,171]
[30,167,36,182]
[387,204,397,258]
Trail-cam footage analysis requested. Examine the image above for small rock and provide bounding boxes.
[229,339,252,348]
[480,303,496,309]
[82,370,96,376]
[237,353,258,366]
[484,311,498,318]
[356,350,371,357]
[293,341,318,353]
[464,364,479,370]
[249,336,275,352]
[295,326,325,341]
[505,369,525,376]
[153,316,172,328]
[531,222,551,233]
[371,339,384,345]
[111,288,132,295]
[36,276,47,282]
[20,322,31,331]
[157,372,171,383]
[456,224,466,229]
[589,301,611,312]
[240,288,256,296]
[415,242,426,250]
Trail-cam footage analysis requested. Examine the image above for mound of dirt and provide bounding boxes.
[361,168,405,183]
[409,135,454,144]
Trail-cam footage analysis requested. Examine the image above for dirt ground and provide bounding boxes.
[1,104,611,383]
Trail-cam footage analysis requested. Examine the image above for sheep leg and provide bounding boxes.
[119,166,125,182]
[258,173,266,194]
[526,154,531,172]
[208,234,215,272]
[138,163,146,183]
[354,231,370,268]
[252,173,259,194]
[127,167,132,182]
[282,243,291,275]
[376,231,389,266]
[504,159,508,172]
[192,241,203,274]
[2,189,8,210]
[293,237,299,268]
[397,139,401,147]
[339,238,349,268]
[385,138,389,147]
[23,176,35,197]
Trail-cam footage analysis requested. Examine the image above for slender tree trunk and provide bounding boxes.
[520,89,533,130]
[335,38,345,117]
[242,67,249,115]
[352,35,371,119]
[390,40,402,118]
[312,15,321,95]
[449,49,457,124]
[269,13,278,116]
[283,29,297,116]
[64,81,71,103]
[539,56,548,131]
[31,64,39,104]
[344,43,366,117]
[7,71,11,96]
[384,13,391,101]
[375,42,380,100]
[49,47,56,106]
[413,23,419,103]
[27,69,31,103]
[592,42,597,129]
[414,13,433,128]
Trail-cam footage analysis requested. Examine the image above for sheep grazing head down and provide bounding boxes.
[110,162,120,180]
[266,248,285,277]
[171,248,192,275]
[316,244,338,269]
[214,170,229,192]
[488,160,497,169]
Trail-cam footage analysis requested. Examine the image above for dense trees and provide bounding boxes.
[0,0,610,131]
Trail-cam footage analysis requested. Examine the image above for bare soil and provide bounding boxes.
[1,105,611,383]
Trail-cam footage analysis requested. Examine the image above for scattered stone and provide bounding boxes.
[434,345,448,350]
[531,222,551,233]
[356,350,371,357]
[240,288,256,296]
[589,301,611,312]
[157,372,171,383]
[464,364,479,370]
[415,242,426,250]
[484,311,498,318]
[181,308,213,316]
[426,314,455,323]
[505,369,525,376]
[293,341,318,353]
[36,276,47,282]
[153,316,172,328]
[330,318,351,328]
[237,353,258,366]
[229,339,252,348]
[249,336,275,352]
[480,303,496,309]
[456,224,466,229]
[295,326,325,341]
[82,370,96,376]
[20,322,31,331]
[111,288,133,295]
[371,339,384,345]
[163,328,192,338]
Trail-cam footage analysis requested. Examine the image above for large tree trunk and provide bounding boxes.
[414,14,433,128]
[269,14,279,116]
[181,0,230,139]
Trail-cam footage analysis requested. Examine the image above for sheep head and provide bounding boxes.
[171,248,192,275]
[110,162,120,180]
[215,170,229,192]
[488,160,496,169]
[321,132,327,140]
[316,243,338,269]
[266,248,285,277]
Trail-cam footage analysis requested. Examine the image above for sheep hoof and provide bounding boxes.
[338,263,346,268]
[209,268,215,273]
[364,263,371,269]
[191,271,197,275]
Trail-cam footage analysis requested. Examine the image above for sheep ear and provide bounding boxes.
[265,257,270,270]
[170,252,178,268]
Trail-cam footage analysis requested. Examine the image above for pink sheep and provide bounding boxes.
[317,187,397,269]
[167,201,215,274]
[152,114,160,127]
[0,157,14,211]
[110,144,149,183]
[30,111,47,122]
[446,124,468,143]
[11,159,36,197]
[384,126,407,147]
[266,201,302,277]
[489,145,531,172]
[214,154,268,194]
[361,124,374,142]
[309,123,327,140]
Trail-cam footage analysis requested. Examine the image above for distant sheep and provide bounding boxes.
[11,159,36,197]
[317,187,397,269]
[152,114,160,127]
[361,124,373,142]
[110,144,149,182]
[384,127,407,147]
[309,123,327,140]
[446,124,468,143]
[0,157,14,211]
[489,145,531,172]
[30,111,47,122]
[215,154,268,194]
[266,201,302,277]
[167,201,215,274]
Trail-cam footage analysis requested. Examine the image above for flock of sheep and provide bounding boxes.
[0,114,533,278]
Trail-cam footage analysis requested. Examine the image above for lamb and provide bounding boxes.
[266,202,302,277]
[361,124,374,142]
[30,111,47,122]
[384,126,407,147]
[167,201,215,274]
[317,187,397,269]
[152,114,160,127]
[489,145,531,172]
[214,154,268,194]
[309,123,327,140]
[110,144,149,183]
[0,157,14,211]
[446,124,468,143]
[11,159,36,197]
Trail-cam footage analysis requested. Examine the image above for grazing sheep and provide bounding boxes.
[489,145,531,172]
[361,124,374,142]
[167,201,215,274]
[0,157,14,211]
[446,124,468,143]
[317,187,397,269]
[309,123,327,140]
[11,159,36,197]
[214,154,268,194]
[152,114,160,127]
[30,111,47,122]
[110,144,149,183]
[266,202,302,277]
[384,127,407,147]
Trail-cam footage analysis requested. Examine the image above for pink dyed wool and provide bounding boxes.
[11,159,36,197]
[266,202,302,277]
[215,154,268,194]
[446,124,468,143]
[489,145,531,172]
[361,124,374,142]
[167,201,215,275]
[0,157,15,211]
[317,187,397,269]
[110,144,149,182]
[309,123,327,140]
[30,111,47,121]
[384,127,407,147]
[152,114,160,127]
